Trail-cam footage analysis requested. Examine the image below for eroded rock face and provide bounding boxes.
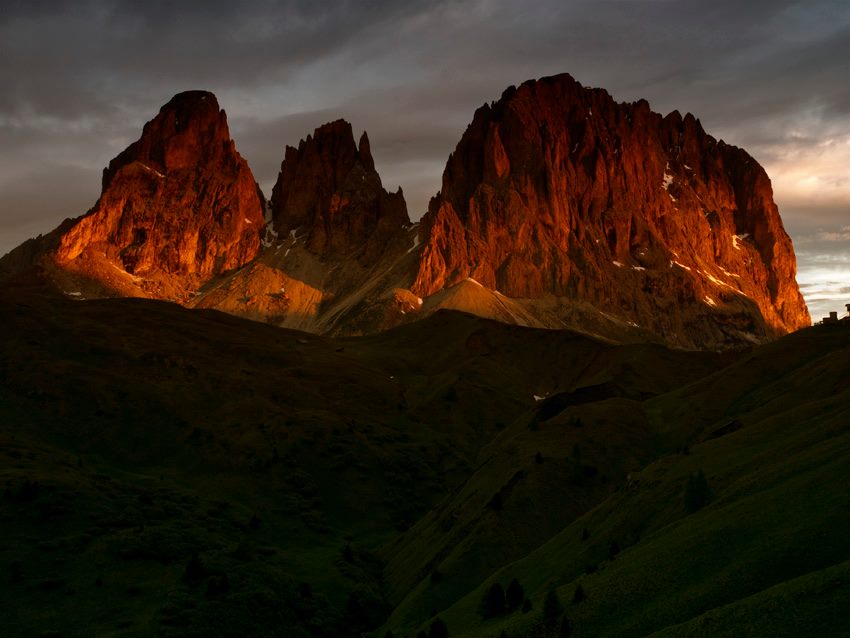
[0,78,810,349]
[269,119,410,263]
[54,91,264,284]
[412,73,809,348]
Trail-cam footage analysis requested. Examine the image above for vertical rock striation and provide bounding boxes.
[412,73,809,348]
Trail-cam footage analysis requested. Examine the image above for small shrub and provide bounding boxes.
[429,617,448,638]
[572,584,585,604]
[684,470,710,513]
[480,582,506,618]
[183,553,205,583]
[346,586,388,631]
[9,560,23,584]
[488,492,503,511]
[505,578,524,611]
[205,573,229,597]
[543,588,563,627]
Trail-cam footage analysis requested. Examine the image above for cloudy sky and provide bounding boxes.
[2,0,848,318]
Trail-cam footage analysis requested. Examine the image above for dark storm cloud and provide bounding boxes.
[2,0,849,314]
[0,0,463,133]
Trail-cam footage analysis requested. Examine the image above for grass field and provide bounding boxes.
[1,280,847,636]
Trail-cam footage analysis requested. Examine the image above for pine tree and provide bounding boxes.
[505,578,525,611]
[684,470,710,512]
[543,588,563,627]
[429,617,448,638]
[481,582,507,618]
[572,583,585,603]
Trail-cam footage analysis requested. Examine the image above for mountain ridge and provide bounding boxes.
[412,74,809,348]
[0,74,810,349]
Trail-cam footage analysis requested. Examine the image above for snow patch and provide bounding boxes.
[703,296,717,307]
[732,233,749,250]
[612,261,624,268]
[719,266,741,279]
[632,266,646,271]
[662,163,674,190]
[139,163,165,178]
[64,291,82,296]
[662,162,677,201]
[671,260,692,271]
[407,234,421,254]
[533,394,545,402]
[702,271,735,290]
[465,277,483,287]
[262,218,279,248]
[244,218,252,224]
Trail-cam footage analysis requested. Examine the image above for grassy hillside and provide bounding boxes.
[1,278,847,636]
[382,322,850,637]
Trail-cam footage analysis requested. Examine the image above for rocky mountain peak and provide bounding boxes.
[412,72,809,348]
[49,90,265,295]
[102,91,230,188]
[269,119,409,261]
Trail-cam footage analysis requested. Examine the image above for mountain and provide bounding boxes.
[0,74,840,638]
[269,119,409,263]
[0,277,846,637]
[412,74,810,349]
[188,119,419,335]
[0,75,811,349]
[0,91,265,300]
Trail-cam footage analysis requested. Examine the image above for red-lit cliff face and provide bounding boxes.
[412,74,810,348]
[190,119,416,334]
[0,78,810,349]
[50,91,265,296]
[269,119,409,264]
